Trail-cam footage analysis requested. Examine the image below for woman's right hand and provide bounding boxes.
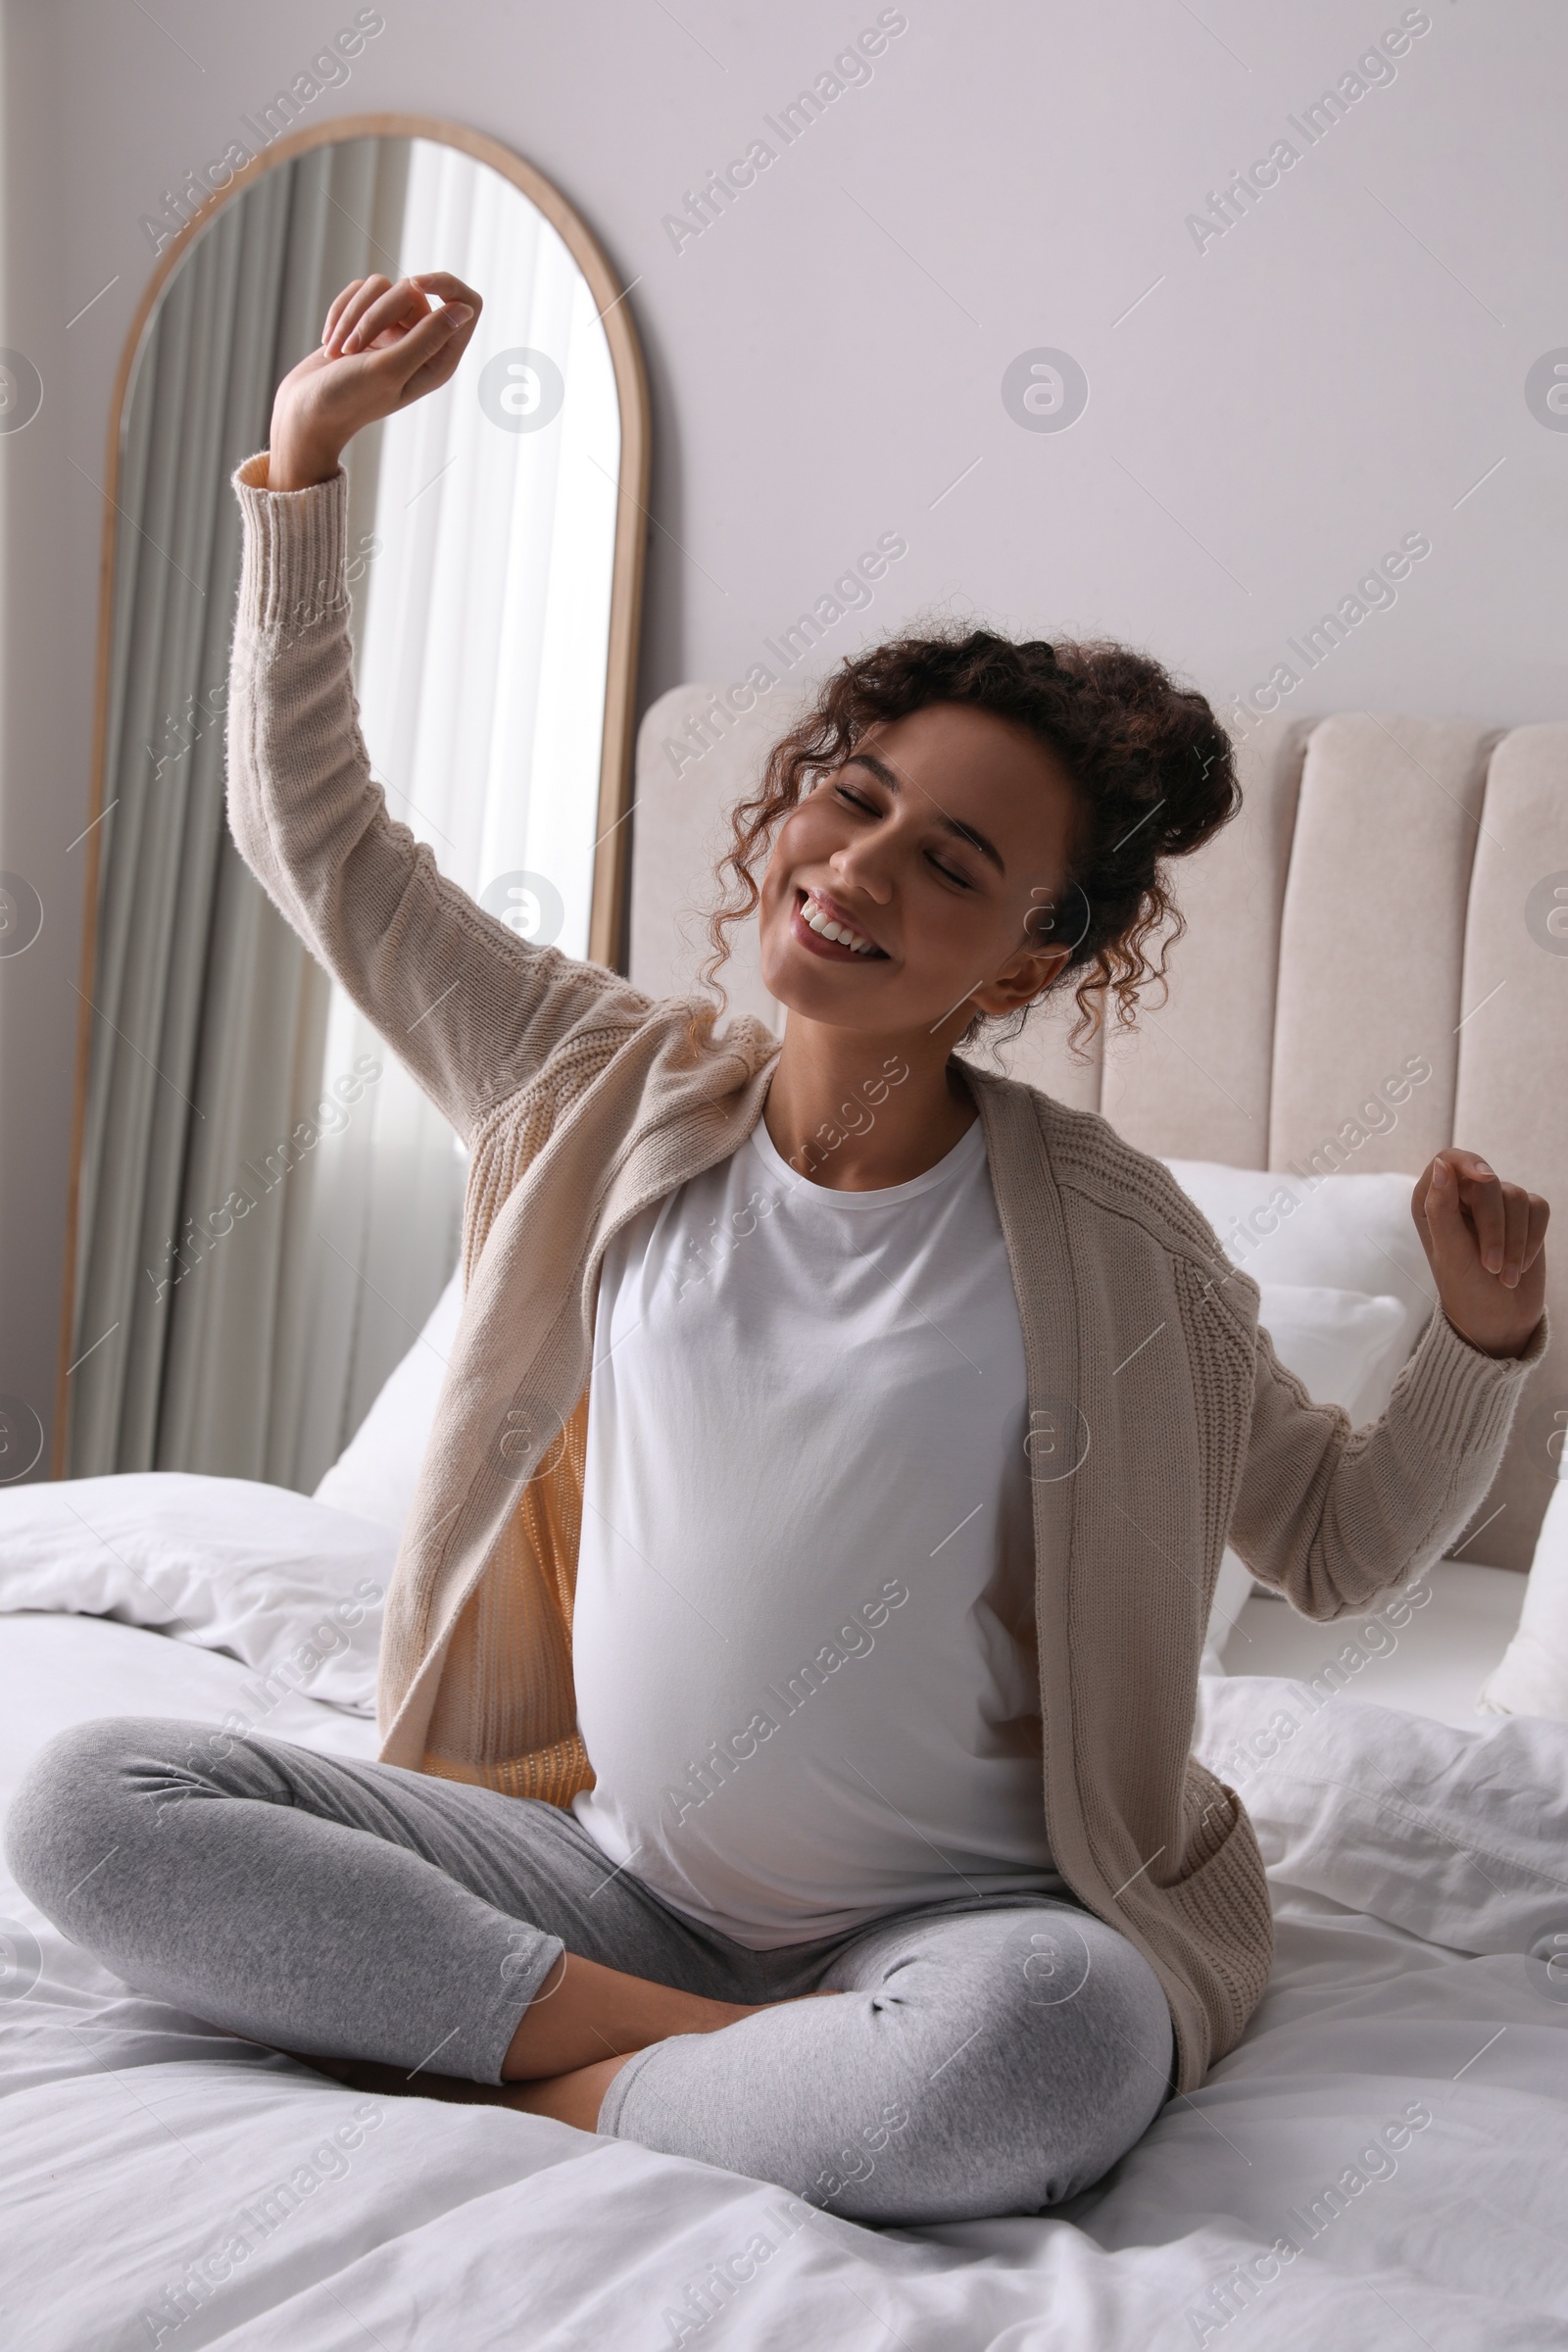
[268,270,483,491]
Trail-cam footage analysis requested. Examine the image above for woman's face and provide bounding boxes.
[757,701,1082,1040]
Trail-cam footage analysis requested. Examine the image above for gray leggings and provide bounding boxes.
[5,1715,1174,2227]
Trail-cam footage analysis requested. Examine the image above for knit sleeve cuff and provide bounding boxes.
[1396,1300,1549,1460]
[230,451,349,639]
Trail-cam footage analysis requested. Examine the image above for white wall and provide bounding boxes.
[2,0,1564,1469]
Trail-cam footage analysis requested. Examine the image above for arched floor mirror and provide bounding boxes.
[56,115,649,1494]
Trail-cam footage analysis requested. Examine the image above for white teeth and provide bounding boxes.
[803,893,876,955]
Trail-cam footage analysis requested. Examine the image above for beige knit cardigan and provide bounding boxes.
[225,452,1546,2094]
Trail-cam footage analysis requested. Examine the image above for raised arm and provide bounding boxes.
[226,271,639,1143]
[1230,1149,1550,1617]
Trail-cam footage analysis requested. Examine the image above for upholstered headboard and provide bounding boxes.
[630,686,1568,1572]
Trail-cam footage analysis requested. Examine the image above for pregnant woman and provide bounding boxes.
[7,272,1549,2228]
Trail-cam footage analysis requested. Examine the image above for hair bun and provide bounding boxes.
[1023,639,1087,690]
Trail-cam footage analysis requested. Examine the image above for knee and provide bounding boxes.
[1002,1908,1171,2063]
[4,1715,194,1932]
[972,1912,1174,2205]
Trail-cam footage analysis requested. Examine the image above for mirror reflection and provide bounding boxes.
[66,129,634,1492]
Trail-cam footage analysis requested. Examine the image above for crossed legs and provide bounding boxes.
[5,1715,1173,2225]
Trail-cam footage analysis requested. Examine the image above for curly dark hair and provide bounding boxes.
[696,626,1242,1055]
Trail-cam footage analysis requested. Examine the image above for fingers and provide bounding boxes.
[1453,1152,1552,1288]
[1448,1151,1506,1273]
[1499,1186,1529,1287]
[1524,1191,1551,1272]
[367,299,475,408]
[341,274,436,356]
[318,274,482,371]
[400,276,483,384]
[327,274,435,358]
[1501,1188,1550,1286]
[321,280,367,347]
[390,301,478,406]
[1425,1148,1552,1289]
[1420,1154,1461,1248]
[1419,1156,1479,1296]
[410,270,484,319]
[323,273,395,355]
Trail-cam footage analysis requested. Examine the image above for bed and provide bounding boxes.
[5,698,1568,2347]
[6,1522,1568,2348]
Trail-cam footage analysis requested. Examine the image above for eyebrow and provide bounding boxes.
[843,751,1007,876]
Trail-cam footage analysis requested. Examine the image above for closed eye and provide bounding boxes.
[832,782,975,890]
[834,783,880,817]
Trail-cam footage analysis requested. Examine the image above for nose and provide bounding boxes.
[828,830,894,904]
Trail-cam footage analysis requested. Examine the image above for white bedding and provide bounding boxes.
[3,1583,1567,2345]
[0,1474,394,1711]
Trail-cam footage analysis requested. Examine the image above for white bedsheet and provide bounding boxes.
[0,1475,394,1712]
[2,1610,1567,2349]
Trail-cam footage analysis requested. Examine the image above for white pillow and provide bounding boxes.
[1172,1160,1433,1670]
[1164,1160,1432,1400]
[1252,1280,1410,1425]
[1198,1288,1405,1671]
[313,1266,464,1533]
[0,1474,395,1712]
[1202,1545,1256,1675]
[1478,1471,1568,1720]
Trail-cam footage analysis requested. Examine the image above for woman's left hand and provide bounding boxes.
[1412,1149,1549,1359]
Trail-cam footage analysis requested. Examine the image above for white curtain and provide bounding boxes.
[68,139,411,1483]
[273,140,622,1490]
[69,135,621,1494]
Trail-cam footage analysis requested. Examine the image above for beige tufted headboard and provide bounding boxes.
[630,686,1568,1573]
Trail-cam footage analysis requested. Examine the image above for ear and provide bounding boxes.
[968,942,1071,1020]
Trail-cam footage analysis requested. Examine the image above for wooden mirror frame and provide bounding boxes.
[53,114,650,1474]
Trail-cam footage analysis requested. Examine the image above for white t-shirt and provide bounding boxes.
[569,1105,1063,1947]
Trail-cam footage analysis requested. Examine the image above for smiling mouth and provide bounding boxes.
[794,888,888,959]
